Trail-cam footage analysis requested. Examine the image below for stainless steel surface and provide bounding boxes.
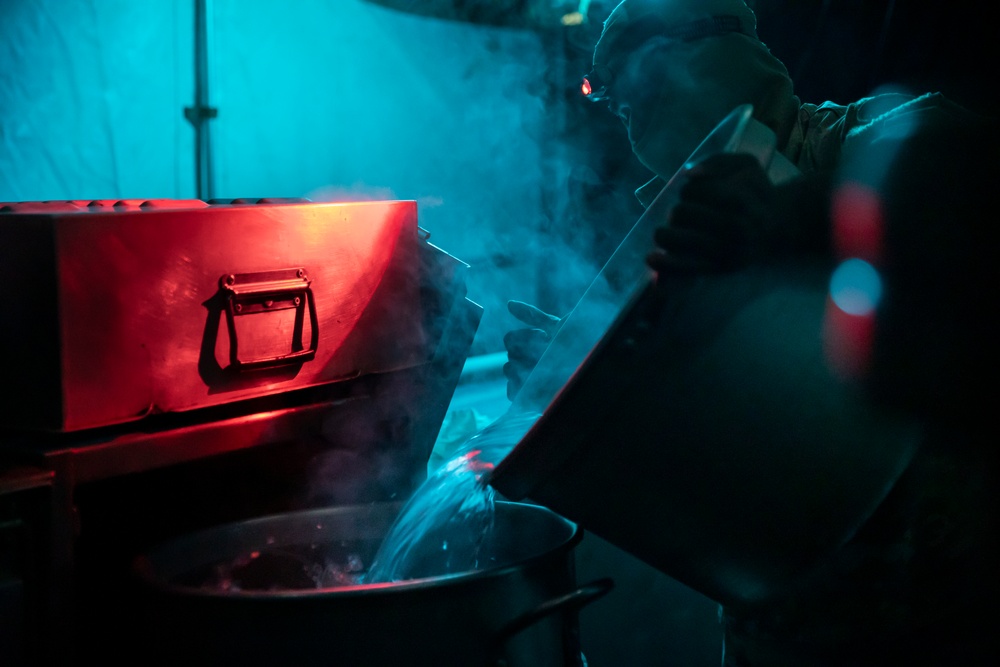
[1,199,440,432]
[493,269,921,605]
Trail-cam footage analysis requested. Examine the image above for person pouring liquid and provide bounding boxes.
[505,0,941,395]
[503,0,997,665]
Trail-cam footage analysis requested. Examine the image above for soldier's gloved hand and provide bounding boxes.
[503,300,562,401]
[646,152,780,275]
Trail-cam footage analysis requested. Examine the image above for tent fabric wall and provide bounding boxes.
[0,0,192,201]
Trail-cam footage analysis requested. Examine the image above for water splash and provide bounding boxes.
[364,409,541,583]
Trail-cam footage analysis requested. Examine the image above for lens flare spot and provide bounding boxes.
[830,258,882,316]
[832,181,884,263]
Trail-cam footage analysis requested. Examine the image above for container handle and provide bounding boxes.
[220,268,319,370]
[493,577,614,647]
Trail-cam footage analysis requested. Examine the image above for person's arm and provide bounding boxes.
[646,153,833,275]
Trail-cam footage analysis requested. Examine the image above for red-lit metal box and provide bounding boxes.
[0,199,446,432]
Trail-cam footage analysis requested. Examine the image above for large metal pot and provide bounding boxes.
[132,501,609,667]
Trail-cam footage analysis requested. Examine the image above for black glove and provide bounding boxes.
[646,153,829,275]
[503,300,562,401]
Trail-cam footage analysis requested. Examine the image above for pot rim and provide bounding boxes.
[133,500,581,600]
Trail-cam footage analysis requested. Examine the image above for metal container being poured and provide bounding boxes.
[488,105,921,607]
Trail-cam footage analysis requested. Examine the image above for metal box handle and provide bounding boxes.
[219,268,318,371]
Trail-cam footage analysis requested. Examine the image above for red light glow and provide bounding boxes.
[581,77,593,96]
[822,295,875,379]
[831,181,884,263]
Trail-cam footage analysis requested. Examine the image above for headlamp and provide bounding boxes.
[581,66,612,101]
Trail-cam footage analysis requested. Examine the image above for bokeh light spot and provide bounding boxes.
[830,258,882,315]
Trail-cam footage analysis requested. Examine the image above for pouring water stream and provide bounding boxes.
[363,409,540,582]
